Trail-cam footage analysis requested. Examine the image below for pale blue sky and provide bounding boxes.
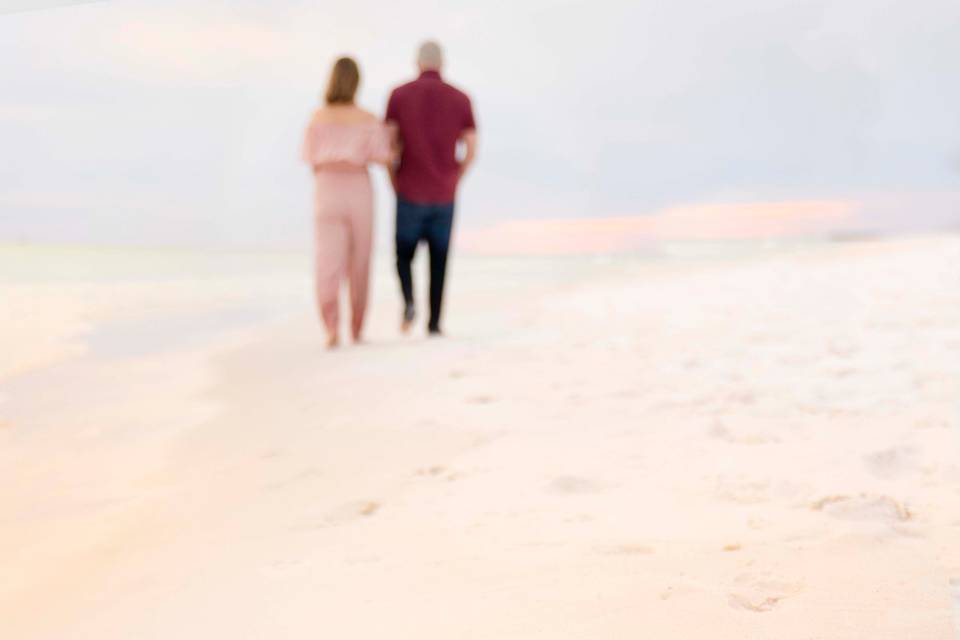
[1,0,959,249]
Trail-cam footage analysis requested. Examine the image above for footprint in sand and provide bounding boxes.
[710,418,780,445]
[949,578,960,614]
[262,558,306,578]
[810,493,911,523]
[725,390,758,406]
[827,338,859,359]
[747,517,768,530]
[265,467,323,491]
[829,367,859,379]
[597,544,655,556]
[467,395,496,405]
[417,465,447,477]
[914,416,950,430]
[356,502,380,516]
[863,446,919,480]
[659,582,702,601]
[547,476,604,495]
[295,500,381,530]
[564,514,595,524]
[715,477,771,505]
[416,466,464,482]
[727,573,804,613]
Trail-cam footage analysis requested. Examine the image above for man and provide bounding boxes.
[386,40,477,336]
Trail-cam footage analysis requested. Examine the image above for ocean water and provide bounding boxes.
[0,244,311,284]
[0,236,836,279]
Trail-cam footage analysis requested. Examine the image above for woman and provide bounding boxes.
[302,57,393,348]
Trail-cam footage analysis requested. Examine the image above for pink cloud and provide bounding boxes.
[459,200,860,255]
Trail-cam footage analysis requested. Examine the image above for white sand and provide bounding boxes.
[1,237,959,638]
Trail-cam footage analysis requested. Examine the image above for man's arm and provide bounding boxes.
[458,129,477,178]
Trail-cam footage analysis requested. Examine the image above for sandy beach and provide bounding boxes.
[2,236,959,639]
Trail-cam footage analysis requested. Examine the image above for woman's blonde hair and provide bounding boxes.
[325,57,360,105]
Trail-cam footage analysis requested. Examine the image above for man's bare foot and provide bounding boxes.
[326,334,340,350]
[401,304,415,334]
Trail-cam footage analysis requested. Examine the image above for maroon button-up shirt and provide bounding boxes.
[386,71,476,205]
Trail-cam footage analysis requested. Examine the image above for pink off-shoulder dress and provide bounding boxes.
[302,120,392,340]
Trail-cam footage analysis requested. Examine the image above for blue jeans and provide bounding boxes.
[395,199,455,332]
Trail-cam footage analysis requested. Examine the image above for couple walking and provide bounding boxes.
[302,41,478,348]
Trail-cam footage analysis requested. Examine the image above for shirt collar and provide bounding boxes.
[419,70,442,80]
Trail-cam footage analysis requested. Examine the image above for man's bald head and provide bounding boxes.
[417,40,443,72]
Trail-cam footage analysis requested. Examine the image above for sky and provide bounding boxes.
[1,0,959,253]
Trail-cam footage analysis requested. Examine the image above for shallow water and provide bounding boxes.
[83,305,280,359]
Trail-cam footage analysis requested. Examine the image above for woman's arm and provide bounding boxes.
[384,125,402,191]
[302,110,326,173]
[368,123,399,170]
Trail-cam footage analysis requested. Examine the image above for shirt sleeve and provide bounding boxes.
[385,90,399,123]
[462,96,476,131]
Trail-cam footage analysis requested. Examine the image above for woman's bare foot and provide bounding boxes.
[326,334,340,350]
